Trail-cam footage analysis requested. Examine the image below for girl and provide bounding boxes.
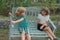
[9,7,31,40]
[37,8,57,40]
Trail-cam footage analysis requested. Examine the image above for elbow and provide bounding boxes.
[37,21,40,23]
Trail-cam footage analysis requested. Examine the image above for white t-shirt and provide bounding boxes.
[37,14,50,23]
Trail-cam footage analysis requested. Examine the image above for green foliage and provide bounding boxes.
[0,0,60,16]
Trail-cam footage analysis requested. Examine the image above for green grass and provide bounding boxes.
[0,15,8,20]
[0,29,9,40]
[0,29,9,32]
[55,29,60,37]
[50,14,60,22]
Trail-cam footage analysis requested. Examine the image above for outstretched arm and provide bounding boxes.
[9,12,14,18]
[11,18,24,24]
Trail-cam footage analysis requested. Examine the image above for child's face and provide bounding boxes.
[21,13,25,15]
[16,7,26,17]
[16,10,20,14]
[41,10,47,15]
[16,12,25,16]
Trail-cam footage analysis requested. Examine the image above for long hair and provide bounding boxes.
[15,7,26,17]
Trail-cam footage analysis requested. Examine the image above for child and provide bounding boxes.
[9,7,31,40]
[37,8,57,40]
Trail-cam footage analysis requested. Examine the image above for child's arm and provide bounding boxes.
[9,12,14,18]
[37,18,43,24]
[37,18,48,29]
[43,15,49,26]
[43,21,48,26]
[45,21,48,24]
[11,18,24,24]
[40,21,48,29]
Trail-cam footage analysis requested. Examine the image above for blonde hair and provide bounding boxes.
[15,7,26,17]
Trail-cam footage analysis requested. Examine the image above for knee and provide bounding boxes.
[26,34,31,38]
[44,27,50,31]
[21,32,25,35]
[47,27,51,30]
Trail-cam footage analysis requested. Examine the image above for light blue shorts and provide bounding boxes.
[18,27,29,34]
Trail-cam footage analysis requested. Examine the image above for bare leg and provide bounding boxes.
[46,27,56,38]
[26,34,31,40]
[44,27,53,40]
[21,32,25,40]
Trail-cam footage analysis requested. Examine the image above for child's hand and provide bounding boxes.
[40,26,44,29]
[43,23,48,26]
[9,12,12,16]
[11,21,16,24]
[9,12,14,17]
